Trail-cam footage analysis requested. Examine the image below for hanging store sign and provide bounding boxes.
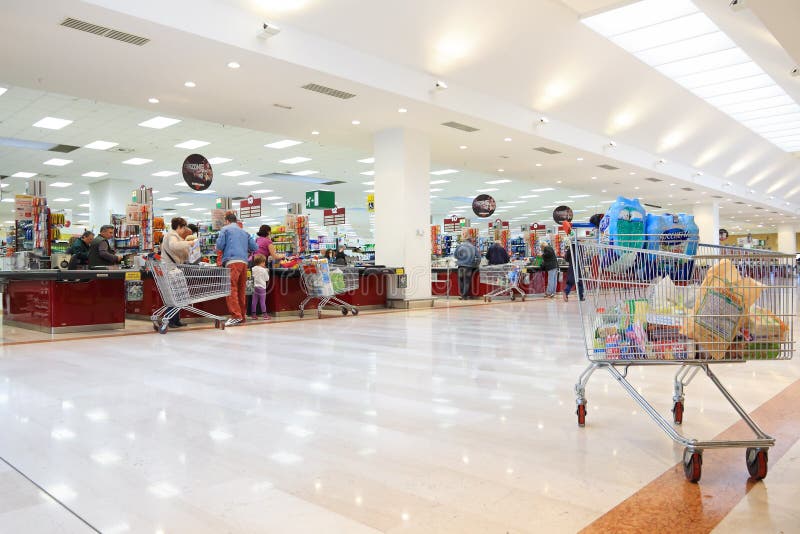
[552,205,574,223]
[181,154,213,191]
[323,207,346,226]
[488,219,510,229]
[530,223,547,231]
[239,195,262,219]
[472,194,496,218]
[443,216,464,233]
[14,195,34,220]
[306,190,335,209]
[367,193,375,213]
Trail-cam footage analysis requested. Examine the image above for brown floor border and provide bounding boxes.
[580,377,800,534]
[0,295,536,347]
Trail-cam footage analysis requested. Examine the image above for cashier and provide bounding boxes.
[67,230,94,269]
[88,225,122,268]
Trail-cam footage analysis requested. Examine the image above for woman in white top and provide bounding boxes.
[249,254,270,320]
[161,217,193,327]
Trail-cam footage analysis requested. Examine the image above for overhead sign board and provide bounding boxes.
[239,195,262,219]
[323,207,346,226]
[306,190,335,209]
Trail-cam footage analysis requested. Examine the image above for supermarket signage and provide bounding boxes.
[211,209,226,230]
[367,193,374,213]
[239,195,262,219]
[443,216,464,233]
[530,223,547,231]
[125,271,141,281]
[181,154,213,191]
[488,219,510,229]
[323,207,346,226]
[306,190,335,209]
[472,194,496,218]
[552,205,573,223]
[14,195,33,220]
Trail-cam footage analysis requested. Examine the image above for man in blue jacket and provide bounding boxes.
[454,237,481,300]
[215,212,257,326]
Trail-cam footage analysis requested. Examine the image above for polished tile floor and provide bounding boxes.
[0,297,798,533]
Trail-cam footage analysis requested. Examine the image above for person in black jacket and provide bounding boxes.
[67,231,94,269]
[88,225,121,268]
[563,243,584,302]
[486,242,510,265]
[541,243,559,298]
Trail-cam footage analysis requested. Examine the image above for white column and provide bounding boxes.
[89,179,134,232]
[693,202,719,246]
[777,223,797,256]
[374,128,431,300]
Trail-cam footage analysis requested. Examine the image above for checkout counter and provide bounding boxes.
[431,261,568,298]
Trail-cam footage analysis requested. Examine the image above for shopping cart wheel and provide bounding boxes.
[317,310,323,319]
[152,320,160,332]
[341,307,349,315]
[158,323,169,335]
[746,448,768,480]
[576,404,586,427]
[299,310,304,318]
[672,401,684,425]
[486,296,492,302]
[683,449,702,483]
[214,319,222,329]
[351,308,359,316]
[511,293,517,301]
[521,294,526,302]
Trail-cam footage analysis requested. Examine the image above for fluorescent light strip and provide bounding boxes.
[582,0,800,152]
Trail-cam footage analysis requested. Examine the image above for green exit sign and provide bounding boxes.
[305,190,335,209]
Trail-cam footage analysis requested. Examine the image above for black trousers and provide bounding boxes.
[457,266,476,298]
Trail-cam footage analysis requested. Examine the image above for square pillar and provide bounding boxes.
[693,202,719,246]
[89,179,134,232]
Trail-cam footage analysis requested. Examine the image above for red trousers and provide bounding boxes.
[226,262,248,320]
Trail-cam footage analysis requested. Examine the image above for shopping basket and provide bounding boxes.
[479,263,527,302]
[146,258,231,333]
[298,258,360,318]
[573,235,795,482]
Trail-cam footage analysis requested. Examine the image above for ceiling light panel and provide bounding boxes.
[122,158,152,165]
[43,158,72,166]
[33,117,73,130]
[207,157,232,164]
[582,0,800,151]
[174,140,210,149]
[84,140,119,150]
[431,169,459,175]
[152,171,178,177]
[265,139,302,149]
[279,157,311,164]
[138,116,181,129]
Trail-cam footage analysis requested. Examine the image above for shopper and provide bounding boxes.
[455,237,480,300]
[563,242,584,302]
[253,224,286,264]
[541,242,559,299]
[67,230,94,269]
[249,254,270,320]
[323,249,335,262]
[216,212,257,326]
[334,245,348,265]
[486,242,510,265]
[88,225,121,268]
[161,217,193,327]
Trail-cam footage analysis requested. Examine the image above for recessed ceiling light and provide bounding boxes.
[362,181,374,186]
[264,196,282,200]
[363,189,375,193]
[84,140,119,150]
[175,140,210,149]
[272,201,290,206]
[265,139,302,149]
[398,108,408,113]
[569,194,591,198]
[531,187,555,192]
[431,169,459,176]
[33,117,72,130]
[122,158,152,165]
[151,171,178,177]
[535,163,543,167]
[175,202,193,207]
[252,189,273,194]
[80,190,89,195]
[1,198,15,203]
[556,180,563,184]
[358,157,375,164]
[11,172,36,178]
[0,88,6,97]
[629,172,636,175]
[486,179,511,185]
[49,182,72,188]
[497,168,504,172]
[360,171,375,176]
[477,188,498,192]
[577,157,584,161]
[221,171,249,177]
[227,61,240,69]
[591,176,597,180]
[138,116,181,129]
[520,194,540,198]
[430,180,450,185]
[292,170,319,176]
[311,130,320,135]
[184,81,196,88]
[148,97,160,104]
[459,145,467,150]
[280,157,311,164]
[157,196,178,202]
[43,158,72,166]
[430,188,444,192]
[352,120,361,125]
[79,203,89,208]
[173,182,188,187]
[238,181,263,186]
[52,198,71,202]
[504,137,512,142]
[207,157,232,164]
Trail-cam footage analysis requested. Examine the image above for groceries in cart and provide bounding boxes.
[298,258,360,318]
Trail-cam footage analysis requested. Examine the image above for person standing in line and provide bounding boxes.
[334,245,348,265]
[161,217,193,327]
[454,237,480,300]
[541,242,559,299]
[67,230,94,269]
[215,212,257,326]
[254,224,286,264]
[563,242,584,302]
[88,225,122,268]
[486,242,510,265]
[249,254,270,320]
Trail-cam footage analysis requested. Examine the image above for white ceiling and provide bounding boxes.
[0,0,797,238]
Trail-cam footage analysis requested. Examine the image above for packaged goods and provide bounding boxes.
[645,213,699,255]
[330,268,345,293]
[725,305,789,360]
[599,196,647,273]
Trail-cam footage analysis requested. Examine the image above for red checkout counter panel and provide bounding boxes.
[431,265,567,297]
[1,270,127,333]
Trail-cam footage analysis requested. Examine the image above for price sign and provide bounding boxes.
[443,216,464,233]
[323,207,346,226]
[239,196,262,219]
[15,195,33,220]
[530,223,547,231]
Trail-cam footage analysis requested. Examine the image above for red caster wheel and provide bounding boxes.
[214,319,222,329]
[521,295,526,301]
[683,450,702,483]
[576,404,587,427]
[672,401,684,425]
[746,447,768,481]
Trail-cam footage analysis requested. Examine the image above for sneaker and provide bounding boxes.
[564,293,569,302]
[250,316,257,320]
[224,318,241,327]
[262,315,270,320]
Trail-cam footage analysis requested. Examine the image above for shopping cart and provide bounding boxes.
[573,236,795,482]
[480,263,527,302]
[298,258,360,318]
[146,258,231,334]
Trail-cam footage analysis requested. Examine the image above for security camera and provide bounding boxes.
[729,0,746,10]
[539,116,550,124]
[258,21,281,39]
[607,141,617,148]
[657,158,666,164]
[434,80,448,90]
[792,67,799,77]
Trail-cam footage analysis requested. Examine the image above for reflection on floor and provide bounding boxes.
[0,297,797,533]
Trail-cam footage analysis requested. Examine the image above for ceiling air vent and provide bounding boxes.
[681,187,694,191]
[48,144,80,153]
[755,207,764,210]
[713,195,724,198]
[273,103,293,110]
[597,164,619,170]
[441,121,479,133]
[735,201,745,205]
[645,177,663,182]
[533,146,561,155]
[301,83,356,100]
[644,203,662,209]
[60,18,150,46]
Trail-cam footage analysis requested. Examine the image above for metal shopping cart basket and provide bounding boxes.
[573,236,795,482]
[147,258,231,333]
[298,258,360,318]
[480,263,527,302]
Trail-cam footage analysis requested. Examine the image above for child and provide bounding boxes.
[250,254,270,320]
